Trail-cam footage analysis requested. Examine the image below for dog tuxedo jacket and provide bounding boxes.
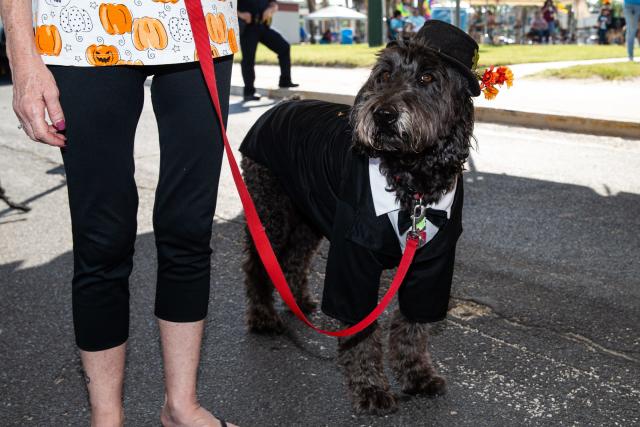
[240,100,463,325]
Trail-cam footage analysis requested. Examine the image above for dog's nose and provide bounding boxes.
[373,107,398,126]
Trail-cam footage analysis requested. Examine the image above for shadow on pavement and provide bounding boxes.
[229,99,277,115]
[0,166,66,218]
[1,170,639,426]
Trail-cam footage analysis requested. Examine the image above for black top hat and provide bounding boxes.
[412,20,481,97]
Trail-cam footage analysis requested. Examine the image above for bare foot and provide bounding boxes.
[160,403,238,427]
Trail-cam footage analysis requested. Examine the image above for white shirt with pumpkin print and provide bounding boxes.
[34,0,239,66]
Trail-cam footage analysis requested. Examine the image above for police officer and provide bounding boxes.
[237,0,298,101]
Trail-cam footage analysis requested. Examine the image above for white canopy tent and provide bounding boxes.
[304,6,367,21]
[304,6,367,43]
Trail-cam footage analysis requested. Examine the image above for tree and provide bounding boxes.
[307,0,318,43]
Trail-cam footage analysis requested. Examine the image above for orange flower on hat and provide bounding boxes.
[482,85,499,100]
[480,66,497,87]
[477,65,514,100]
[496,66,514,88]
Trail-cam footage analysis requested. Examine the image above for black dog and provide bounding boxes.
[239,21,479,415]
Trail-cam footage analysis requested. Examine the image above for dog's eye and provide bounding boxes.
[420,74,434,84]
[381,72,391,82]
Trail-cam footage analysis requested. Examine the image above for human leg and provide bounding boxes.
[149,56,233,426]
[50,64,147,425]
[624,5,640,60]
[239,24,260,97]
[599,28,607,44]
[259,27,296,86]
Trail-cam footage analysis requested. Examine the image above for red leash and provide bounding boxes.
[184,0,419,337]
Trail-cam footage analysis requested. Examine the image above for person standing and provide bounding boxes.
[486,10,498,44]
[237,0,298,101]
[597,8,613,45]
[542,0,557,43]
[389,10,405,41]
[1,0,239,425]
[624,0,640,60]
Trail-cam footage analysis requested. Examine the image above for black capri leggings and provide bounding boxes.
[49,56,232,352]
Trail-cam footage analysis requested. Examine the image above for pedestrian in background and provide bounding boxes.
[238,0,298,102]
[0,0,238,425]
[529,11,549,43]
[597,7,613,44]
[320,29,333,44]
[486,10,498,44]
[542,0,557,43]
[624,0,640,60]
[389,10,405,41]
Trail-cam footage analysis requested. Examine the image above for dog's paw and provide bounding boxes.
[246,309,285,335]
[353,387,399,416]
[402,375,447,397]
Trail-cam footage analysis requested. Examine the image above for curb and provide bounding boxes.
[231,85,640,140]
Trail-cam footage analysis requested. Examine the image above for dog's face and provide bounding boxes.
[351,41,472,155]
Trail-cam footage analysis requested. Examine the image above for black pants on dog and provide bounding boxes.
[239,22,291,96]
[49,56,232,352]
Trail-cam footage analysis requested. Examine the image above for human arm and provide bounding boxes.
[238,11,252,23]
[0,0,66,146]
[262,1,278,22]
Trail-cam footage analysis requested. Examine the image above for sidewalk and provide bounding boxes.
[231,58,640,138]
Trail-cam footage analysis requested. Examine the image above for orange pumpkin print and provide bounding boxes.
[86,44,120,66]
[205,13,228,44]
[35,25,62,56]
[194,44,220,61]
[34,1,238,66]
[116,59,144,66]
[132,17,168,51]
[99,4,133,35]
[228,28,239,54]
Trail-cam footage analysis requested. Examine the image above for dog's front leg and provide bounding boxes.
[243,236,285,334]
[388,309,446,396]
[337,322,398,415]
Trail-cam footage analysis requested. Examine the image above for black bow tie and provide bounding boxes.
[397,208,448,235]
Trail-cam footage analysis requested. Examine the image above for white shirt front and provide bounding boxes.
[368,158,456,251]
[34,0,238,66]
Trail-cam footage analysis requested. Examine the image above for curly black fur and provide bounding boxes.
[240,36,473,415]
[338,322,398,415]
[388,309,446,396]
[350,40,474,209]
[241,158,321,334]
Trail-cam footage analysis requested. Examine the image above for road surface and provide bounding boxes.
[1,85,638,426]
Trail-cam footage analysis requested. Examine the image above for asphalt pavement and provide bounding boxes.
[1,83,639,426]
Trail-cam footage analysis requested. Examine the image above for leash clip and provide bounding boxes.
[408,198,427,246]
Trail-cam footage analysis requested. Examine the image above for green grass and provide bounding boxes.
[531,62,640,80]
[234,44,628,68]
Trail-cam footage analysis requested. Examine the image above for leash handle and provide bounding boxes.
[184,0,418,337]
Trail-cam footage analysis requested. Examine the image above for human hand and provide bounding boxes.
[238,11,252,24]
[11,57,66,147]
[262,3,278,21]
